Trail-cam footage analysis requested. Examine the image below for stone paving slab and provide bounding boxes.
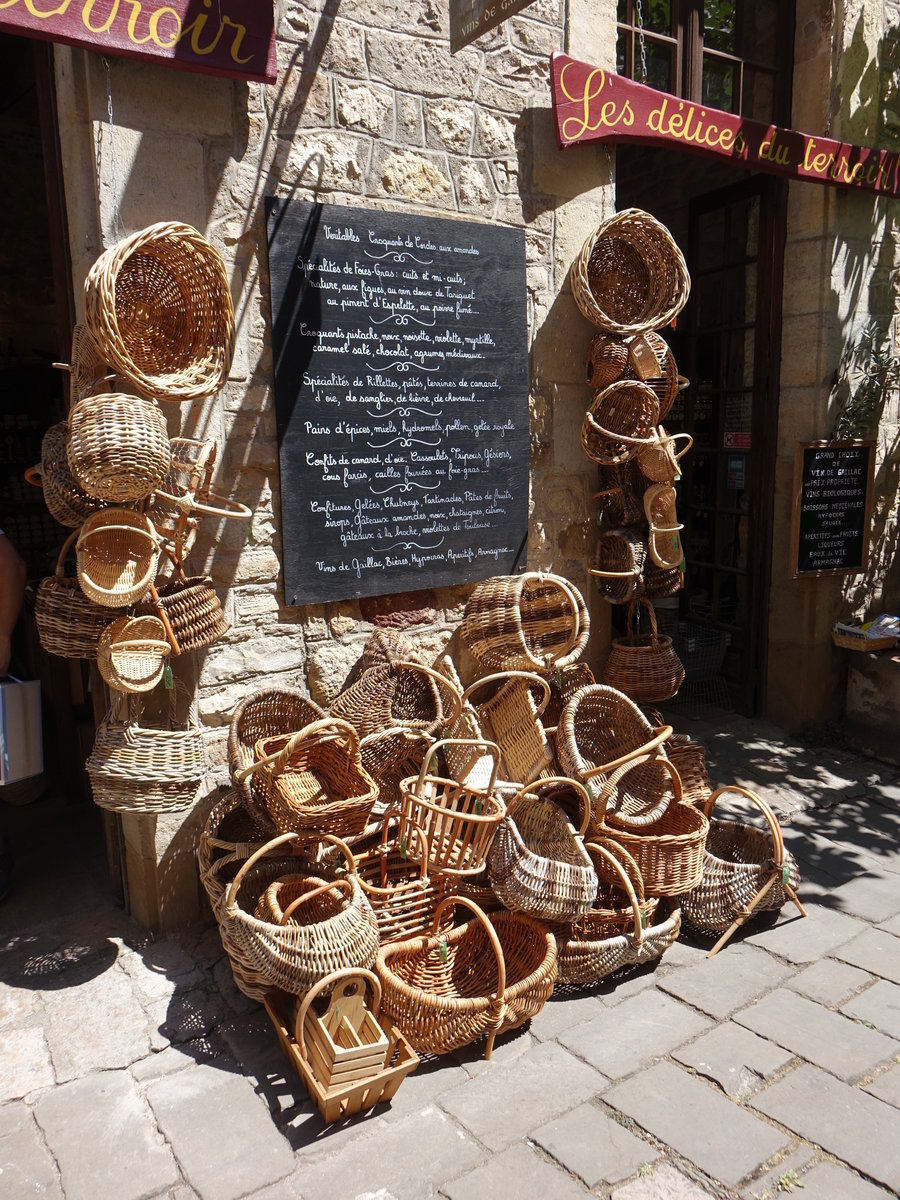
[0,1101,64,1199]
[744,902,865,964]
[439,1040,605,1152]
[833,926,900,984]
[739,1145,816,1200]
[603,1060,789,1188]
[822,873,900,924]
[612,1160,718,1199]
[527,990,609,1042]
[146,1063,294,1200]
[840,979,900,1039]
[441,1141,590,1199]
[0,1024,55,1101]
[531,1101,659,1189]
[786,958,873,1005]
[751,1063,900,1192]
[863,1064,900,1107]
[878,911,900,935]
[734,988,899,1082]
[671,1021,794,1099]
[557,990,712,1080]
[33,1070,178,1200]
[657,941,794,1020]
[784,1160,896,1199]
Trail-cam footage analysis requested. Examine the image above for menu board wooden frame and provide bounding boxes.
[790,440,875,578]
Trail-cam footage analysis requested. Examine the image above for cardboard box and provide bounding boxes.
[0,677,43,784]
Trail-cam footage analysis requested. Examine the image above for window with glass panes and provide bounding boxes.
[616,2,792,126]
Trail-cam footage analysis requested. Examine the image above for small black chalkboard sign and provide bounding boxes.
[790,441,875,577]
[265,199,529,606]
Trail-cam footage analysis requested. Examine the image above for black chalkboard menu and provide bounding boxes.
[790,441,875,577]
[265,199,529,606]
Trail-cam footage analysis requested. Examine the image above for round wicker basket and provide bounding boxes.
[76,508,160,608]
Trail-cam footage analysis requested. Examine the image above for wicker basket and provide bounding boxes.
[331,661,461,741]
[76,508,160,608]
[583,837,658,936]
[139,567,228,656]
[461,573,590,674]
[220,832,380,996]
[34,531,121,659]
[590,528,647,604]
[681,785,805,955]
[644,557,683,599]
[571,208,690,336]
[197,787,271,914]
[228,689,326,830]
[558,684,676,830]
[555,841,681,986]
[594,460,646,528]
[84,222,235,403]
[67,394,171,503]
[27,422,103,528]
[376,896,557,1059]
[238,718,379,842]
[586,330,681,422]
[602,598,686,704]
[462,671,554,786]
[599,758,708,897]
[86,679,206,814]
[398,739,506,877]
[52,322,113,408]
[582,381,660,466]
[145,437,216,562]
[97,615,170,693]
[644,483,684,571]
[667,734,713,806]
[636,428,693,483]
[488,776,598,922]
[360,726,434,818]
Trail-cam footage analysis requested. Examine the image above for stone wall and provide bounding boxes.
[52,2,617,924]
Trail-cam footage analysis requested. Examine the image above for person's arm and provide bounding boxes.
[0,534,27,676]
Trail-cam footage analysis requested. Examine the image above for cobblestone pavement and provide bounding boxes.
[2,712,900,1200]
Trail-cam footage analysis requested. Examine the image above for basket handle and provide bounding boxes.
[54,529,80,580]
[108,637,171,655]
[506,776,592,838]
[589,565,643,580]
[582,725,673,780]
[145,583,183,658]
[701,784,785,866]
[593,835,647,903]
[234,717,361,783]
[25,465,43,488]
[417,738,501,795]
[584,840,644,943]
[430,896,506,1002]
[584,409,657,449]
[591,751,683,825]
[295,967,383,1063]
[527,572,583,665]
[393,660,463,728]
[278,877,352,925]
[377,809,430,884]
[76,521,160,545]
[626,597,659,645]
[224,830,301,911]
[462,671,551,719]
[667,431,693,461]
[176,491,253,521]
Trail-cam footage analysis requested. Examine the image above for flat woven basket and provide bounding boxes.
[86,679,206,814]
[67,393,171,503]
[227,689,325,830]
[76,508,160,608]
[571,208,690,336]
[681,785,802,937]
[35,531,122,659]
[590,528,647,604]
[601,598,686,704]
[97,614,170,693]
[139,569,228,656]
[220,832,380,997]
[464,671,555,787]
[488,777,598,923]
[461,573,590,674]
[84,222,235,403]
[555,839,680,986]
[28,422,103,528]
[376,897,557,1060]
[581,380,660,466]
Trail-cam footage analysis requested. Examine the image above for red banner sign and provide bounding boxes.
[551,51,900,199]
[0,0,276,83]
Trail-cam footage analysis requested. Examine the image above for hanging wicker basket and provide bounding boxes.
[581,381,660,466]
[376,896,557,1059]
[461,573,590,675]
[34,531,122,659]
[76,508,160,608]
[586,330,681,422]
[67,393,171,503]
[681,785,805,954]
[86,679,206,814]
[52,323,113,408]
[97,615,171,693]
[594,459,646,528]
[571,208,691,336]
[636,428,693,484]
[589,528,647,605]
[83,222,236,403]
[139,565,228,656]
[27,422,104,528]
[602,598,685,704]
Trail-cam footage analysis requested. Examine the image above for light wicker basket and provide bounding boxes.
[84,222,236,403]
[586,330,681,422]
[636,427,693,483]
[462,671,555,787]
[52,323,113,408]
[601,598,686,704]
[76,508,160,608]
[67,393,171,503]
[27,422,104,528]
[97,615,170,693]
[461,573,590,675]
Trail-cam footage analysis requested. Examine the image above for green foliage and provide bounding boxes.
[830,322,900,441]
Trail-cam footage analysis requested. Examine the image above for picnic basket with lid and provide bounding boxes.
[83,222,235,403]
[96,615,170,693]
[581,381,660,466]
[376,896,557,1059]
[67,393,171,503]
[76,508,160,608]
[601,598,686,704]
[461,572,590,674]
[35,530,122,659]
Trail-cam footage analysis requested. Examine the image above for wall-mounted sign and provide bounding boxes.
[450,0,538,53]
[790,441,875,577]
[550,52,900,200]
[265,199,529,606]
[0,1,276,84]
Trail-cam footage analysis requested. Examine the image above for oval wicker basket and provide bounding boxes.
[594,459,646,528]
[86,679,206,814]
[139,569,228,656]
[84,222,236,403]
[461,573,590,674]
[571,208,690,336]
[330,660,461,741]
[581,380,660,466]
[601,598,685,704]
[97,615,171,694]
[376,896,557,1060]
[636,428,693,484]
[590,528,647,605]
[31,422,104,528]
[67,393,171,503]
[34,531,123,660]
[76,508,160,608]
